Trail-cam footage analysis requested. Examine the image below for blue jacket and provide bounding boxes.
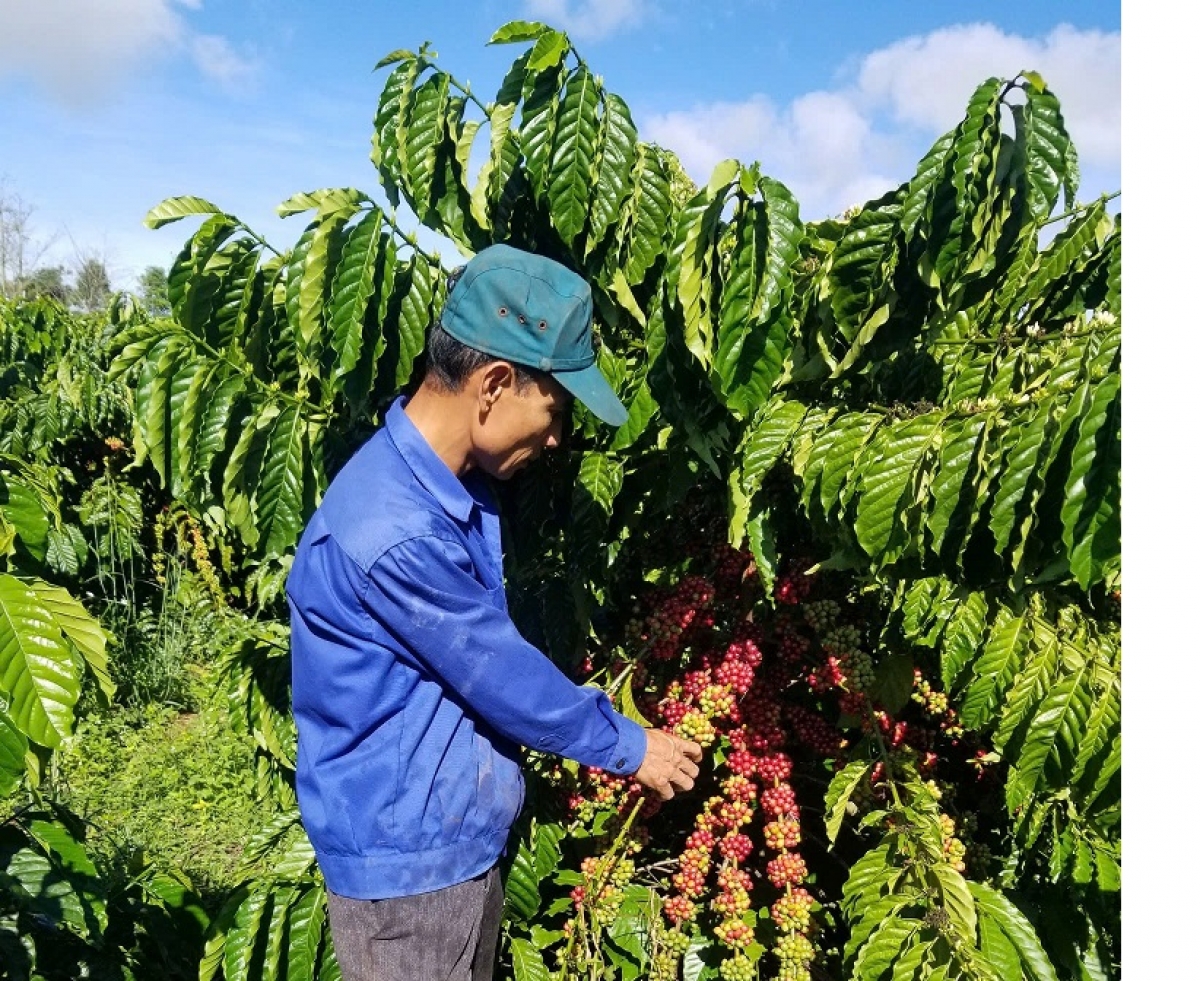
[287,398,647,899]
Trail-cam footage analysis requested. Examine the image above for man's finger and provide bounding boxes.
[680,760,699,779]
[677,739,702,762]
[672,772,695,792]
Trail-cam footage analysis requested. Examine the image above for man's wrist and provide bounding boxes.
[606,714,648,775]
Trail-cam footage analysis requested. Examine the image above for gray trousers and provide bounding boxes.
[326,866,504,981]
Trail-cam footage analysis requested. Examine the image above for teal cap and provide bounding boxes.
[440,244,628,427]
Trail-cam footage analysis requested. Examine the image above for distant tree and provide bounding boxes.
[138,264,171,317]
[19,265,69,302]
[0,182,56,297]
[72,257,112,312]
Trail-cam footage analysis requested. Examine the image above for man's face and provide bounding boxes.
[473,369,571,480]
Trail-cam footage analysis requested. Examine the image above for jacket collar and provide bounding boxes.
[384,396,477,524]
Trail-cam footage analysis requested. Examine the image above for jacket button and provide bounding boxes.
[616,758,627,768]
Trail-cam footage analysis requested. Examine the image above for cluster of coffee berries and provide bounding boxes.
[649,929,692,981]
[624,574,717,661]
[775,932,816,980]
[800,599,840,632]
[565,766,640,826]
[570,855,635,926]
[911,668,950,715]
[718,953,756,981]
[773,567,814,606]
[940,814,967,873]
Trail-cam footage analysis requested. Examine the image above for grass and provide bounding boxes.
[55,664,267,913]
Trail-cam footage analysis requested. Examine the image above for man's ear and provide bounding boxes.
[477,361,516,411]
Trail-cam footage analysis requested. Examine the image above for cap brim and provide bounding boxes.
[554,362,629,427]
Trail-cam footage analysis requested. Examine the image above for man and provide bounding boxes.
[287,244,702,981]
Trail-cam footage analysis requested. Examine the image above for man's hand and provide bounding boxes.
[633,729,702,800]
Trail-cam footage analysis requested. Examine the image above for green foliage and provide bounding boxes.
[85,16,1121,981]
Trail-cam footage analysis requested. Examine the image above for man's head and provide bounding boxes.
[436,245,628,428]
[414,245,627,480]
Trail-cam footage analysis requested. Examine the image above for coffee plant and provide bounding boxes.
[0,15,1118,981]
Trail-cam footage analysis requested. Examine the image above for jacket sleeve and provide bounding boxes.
[361,533,647,776]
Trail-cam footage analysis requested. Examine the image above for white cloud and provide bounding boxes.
[0,0,256,106]
[642,21,1120,220]
[856,23,1120,167]
[191,34,258,90]
[521,0,646,41]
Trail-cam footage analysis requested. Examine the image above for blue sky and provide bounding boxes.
[0,1,1122,291]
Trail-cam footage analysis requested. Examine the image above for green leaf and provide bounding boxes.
[932,864,976,941]
[0,845,95,939]
[510,936,552,981]
[199,885,247,981]
[0,574,80,748]
[488,21,552,44]
[503,839,542,924]
[1072,662,1120,793]
[221,398,277,549]
[901,130,955,240]
[827,205,900,348]
[927,411,991,559]
[284,885,325,981]
[373,56,427,203]
[940,591,988,690]
[622,145,672,287]
[1062,369,1120,589]
[169,215,241,335]
[746,503,779,596]
[804,412,884,524]
[548,66,601,244]
[960,605,1026,728]
[682,935,713,981]
[871,654,915,716]
[0,475,49,560]
[992,633,1058,755]
[27,818,106,934]
[533,822,566,883]
[389,253,439,392]
[192,371,249,498]
[1020,81,1075,222]
[714,202,789,418]
[825,759,871,845]
[261,884,298,981]
[670,161,737,368]
[289,210,357,365]
[853,412,941,565]
[25,581,113,705]
[145,195,225,229]
[0,709,28,796]
[205,239,262,351]
[223,884,272,981]
[854,916,922,979]
[526,30,569,72]
[1006,669,1092,811]
[327,209,384,384]
[586,93,637,253]
[570,452,624,573]
[989,397,1059,567]
[44,525,82,576]
[618,672,651,727]
[132,334,188,484]
[969,882,1058,981]
[276,187,368,220]
[754,176,803,322]
[518,57,566,199]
